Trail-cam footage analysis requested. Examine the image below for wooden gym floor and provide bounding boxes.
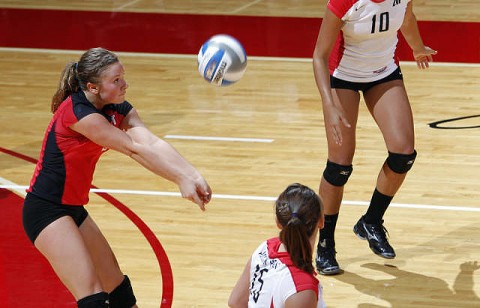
[0,1,479,307]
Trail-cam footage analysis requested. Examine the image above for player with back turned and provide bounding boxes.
[229,183,327,308]
[312,0,436,275]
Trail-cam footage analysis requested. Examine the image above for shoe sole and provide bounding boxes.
[318,267,343,275]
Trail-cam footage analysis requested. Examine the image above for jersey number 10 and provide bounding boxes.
[371,12,390,33]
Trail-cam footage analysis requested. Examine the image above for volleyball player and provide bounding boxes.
[23,47,212,307]
[312,0,437,275]
[229,183,326,307]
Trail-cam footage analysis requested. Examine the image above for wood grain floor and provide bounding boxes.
[0,1,479,307]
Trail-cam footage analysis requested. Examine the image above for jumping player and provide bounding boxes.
[313,0,436,275]
[23,47,212,307]
[228,183,327,308]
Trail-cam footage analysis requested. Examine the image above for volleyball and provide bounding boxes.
[197,34,247,86]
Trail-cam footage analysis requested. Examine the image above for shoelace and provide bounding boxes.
[368,223,390,241]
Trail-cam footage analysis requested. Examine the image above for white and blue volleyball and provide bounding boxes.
[197,34,247,86]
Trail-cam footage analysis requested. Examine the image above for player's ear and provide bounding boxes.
[318,213,324,229]
[86,82,99,94]
[275,218,283,230]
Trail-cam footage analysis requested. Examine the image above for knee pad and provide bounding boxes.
[323,160,353,186]
[386,150,417,174]
[109,275,137,308]
[77,292,108,308]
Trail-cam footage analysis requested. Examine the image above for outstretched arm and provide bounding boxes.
[400,1,437,69]
[71,108,212,210]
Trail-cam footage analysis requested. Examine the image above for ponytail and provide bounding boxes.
[51,62,80,113]
[280,217,314,273]
[275,183,323,274]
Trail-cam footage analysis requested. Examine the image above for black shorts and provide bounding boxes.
[23,193,89,243]
[330,67,403,93]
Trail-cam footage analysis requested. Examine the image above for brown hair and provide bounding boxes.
[276,183,322,274]
[51,47,119,113]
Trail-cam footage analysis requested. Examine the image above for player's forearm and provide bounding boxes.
[131,139,200,185]
[313,54,334,107]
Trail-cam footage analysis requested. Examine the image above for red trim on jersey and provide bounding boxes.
[266,238,319,297]
[327,0,359,19]
[329,33,345,75]
[370,0,387,3]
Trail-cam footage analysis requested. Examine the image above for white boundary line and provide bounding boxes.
[1,47,479,67]
[164,135,274,143]
[1,184,479,212]
[230,0,263,14]
[0,179,26,197]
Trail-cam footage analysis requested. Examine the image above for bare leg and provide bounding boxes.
[80,216,138,307]
[79,216,124,292]
[320,88,361,215]
[364,79,415,196]
[34,216,103,300]
[316,88,360,275]
[352,79,415,259]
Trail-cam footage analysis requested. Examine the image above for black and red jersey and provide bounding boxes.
[27,91,133,205]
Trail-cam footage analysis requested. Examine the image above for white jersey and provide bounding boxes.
[248,238,326,308]
[328,0,411,82]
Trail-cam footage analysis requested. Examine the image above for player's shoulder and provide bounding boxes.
[327,0,362,18]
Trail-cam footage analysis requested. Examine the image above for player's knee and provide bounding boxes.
[109,275,137,308]
[323,160,353,186]
[386,150,417,174]
[77,292,108,308]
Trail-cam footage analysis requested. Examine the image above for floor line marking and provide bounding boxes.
[164,135,274,143]
[2,185,479,213]
[0,178,26,197]
[230,0,263,14]
[1,48,479,67]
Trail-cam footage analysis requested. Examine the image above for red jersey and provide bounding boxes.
[27,91,132,205]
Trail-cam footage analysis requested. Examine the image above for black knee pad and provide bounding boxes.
[109,275,137,308]
[386,150,417,174]
[77,292,108,308]
[323,160,353,186]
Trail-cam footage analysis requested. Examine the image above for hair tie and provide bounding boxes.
[291,212,298,218]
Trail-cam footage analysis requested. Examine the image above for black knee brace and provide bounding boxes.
[109,275,137,308]
[323,160,353,186]
[386,150,417,174]
[77,292,108,308]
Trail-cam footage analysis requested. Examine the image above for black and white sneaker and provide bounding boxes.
[353,216,396,259]
[316,239,342,275]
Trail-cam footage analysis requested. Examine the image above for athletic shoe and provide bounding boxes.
[316,239,342,275]
[353,216,396,259]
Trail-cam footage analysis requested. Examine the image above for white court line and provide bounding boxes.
[230,0,263,14]
[1,184,479,212]
[1,47,479,68]
[0,178,26,197]
[113,0,141,11]
[164,135,274,143]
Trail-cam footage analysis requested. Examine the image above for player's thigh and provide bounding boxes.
[364,80,415,153]
[34,216,101,300]
[325,88,360,164]
[79,216,124,292]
